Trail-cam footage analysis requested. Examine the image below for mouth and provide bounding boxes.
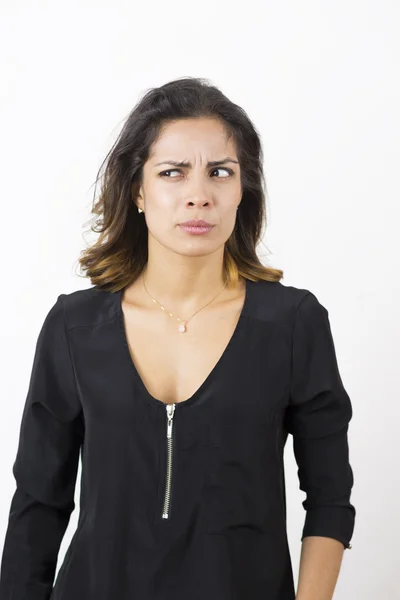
[178,220,214,235]
[179,219,213,227]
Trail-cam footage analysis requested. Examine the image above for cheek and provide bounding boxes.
[146,182,174,207]
[220,206,239,233]
[144,209,171,237]
[142,197,178,241]
[144,188,176,220]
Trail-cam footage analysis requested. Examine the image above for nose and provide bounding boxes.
[184,173,212,208]
[186,197,210,209]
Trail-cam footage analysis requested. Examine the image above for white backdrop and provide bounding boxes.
[0,1,399,597]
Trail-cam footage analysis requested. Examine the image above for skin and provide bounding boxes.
[130,116,244,311]
[296,536,345,599]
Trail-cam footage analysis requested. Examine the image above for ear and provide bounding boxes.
[132,183,144,211]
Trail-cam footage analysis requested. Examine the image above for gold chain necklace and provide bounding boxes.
[142,271,228,333]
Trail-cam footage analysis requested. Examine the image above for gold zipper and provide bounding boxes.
[161,402,176,519]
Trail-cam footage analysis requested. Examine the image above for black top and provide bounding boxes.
[0,278,355,600]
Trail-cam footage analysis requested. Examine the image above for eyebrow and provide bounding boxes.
[154,157,239,168]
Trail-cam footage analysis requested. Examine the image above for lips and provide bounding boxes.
[179,219,213,227]
[178,220,214,235]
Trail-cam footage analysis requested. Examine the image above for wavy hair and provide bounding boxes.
[77,76,283,292]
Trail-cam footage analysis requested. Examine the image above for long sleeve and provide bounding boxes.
[284,292,355,550]
[0,295,84,600]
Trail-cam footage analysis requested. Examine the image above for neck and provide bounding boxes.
[140,257,231,315]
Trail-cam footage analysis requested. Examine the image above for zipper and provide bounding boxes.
[161,402,176,519]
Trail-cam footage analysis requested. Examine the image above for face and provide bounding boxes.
[135,117,242,258]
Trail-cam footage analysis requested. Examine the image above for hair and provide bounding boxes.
[77,76,284,293]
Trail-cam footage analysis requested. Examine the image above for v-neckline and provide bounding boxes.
[116,277,252,411]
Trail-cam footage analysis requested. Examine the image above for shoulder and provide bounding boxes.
[55,285,120,331]
[248,279,321,321]
[247,280,332,349]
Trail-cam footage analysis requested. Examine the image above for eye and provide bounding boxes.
[159,169,181,178]
[211,167,234,178]
[159,167,234,179]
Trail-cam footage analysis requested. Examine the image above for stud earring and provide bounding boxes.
[138,207,143,213]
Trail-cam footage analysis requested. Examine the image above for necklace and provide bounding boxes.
[142,271,228,333]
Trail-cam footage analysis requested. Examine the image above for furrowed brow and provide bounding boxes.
[154,157,239,168]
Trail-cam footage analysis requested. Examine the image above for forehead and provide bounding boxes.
[149,117,237,159]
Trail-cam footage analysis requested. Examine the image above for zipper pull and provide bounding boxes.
[166,403,175,438]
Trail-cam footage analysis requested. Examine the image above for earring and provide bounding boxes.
[138,207,143,213]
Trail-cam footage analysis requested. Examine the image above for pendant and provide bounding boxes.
[177,321,187,333]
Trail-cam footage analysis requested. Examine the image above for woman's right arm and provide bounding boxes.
[0,294,84,600]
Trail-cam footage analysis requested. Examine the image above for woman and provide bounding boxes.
[0,76,355,600]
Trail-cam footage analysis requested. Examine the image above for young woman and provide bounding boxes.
[0,76,355,600]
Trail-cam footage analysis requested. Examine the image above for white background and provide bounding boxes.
[0,1,399,597]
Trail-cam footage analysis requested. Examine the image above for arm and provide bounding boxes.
[0,295,84,600]
[296,536,345,600]
[284,292,355,600]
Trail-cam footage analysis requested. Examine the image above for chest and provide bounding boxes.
[121,301,244,405]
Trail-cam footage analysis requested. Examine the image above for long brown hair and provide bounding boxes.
[77,76,283,292]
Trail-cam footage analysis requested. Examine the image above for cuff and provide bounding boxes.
[301,505,355,550]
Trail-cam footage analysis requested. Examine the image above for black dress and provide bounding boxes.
[0,278,355,600]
